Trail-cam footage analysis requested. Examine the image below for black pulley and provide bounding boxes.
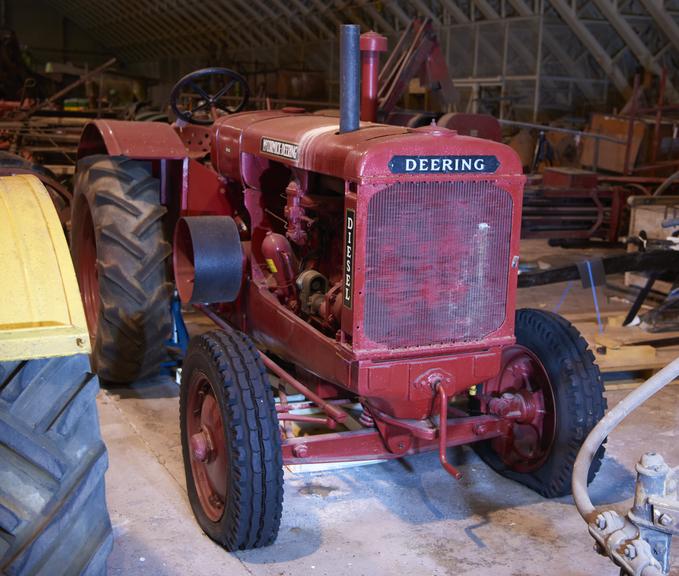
[173,215,243,304]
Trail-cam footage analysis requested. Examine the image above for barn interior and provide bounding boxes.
[1,1,678,575]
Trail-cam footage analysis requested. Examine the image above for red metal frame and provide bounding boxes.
[616,70,679,178]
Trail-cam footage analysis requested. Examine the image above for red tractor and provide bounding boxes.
[70,26,606,551]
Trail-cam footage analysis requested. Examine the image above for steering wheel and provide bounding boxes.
[170,67,250,125]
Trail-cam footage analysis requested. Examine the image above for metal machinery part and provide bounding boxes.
[572,357,679,576]
[296,269,329,317]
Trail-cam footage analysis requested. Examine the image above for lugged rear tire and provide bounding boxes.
[0,355,113,575]
[180,329,284,551]
[71,155,173,383]
[473,309,607,497]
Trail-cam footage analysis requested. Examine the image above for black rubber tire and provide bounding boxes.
[474,309,607,497]
[71,155,173,383]
[180,329,284,551]
[0,152,58,179]
[0,355,112,575]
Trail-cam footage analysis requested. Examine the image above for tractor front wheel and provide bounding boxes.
[180,329,284,550]
[474,309,606,497]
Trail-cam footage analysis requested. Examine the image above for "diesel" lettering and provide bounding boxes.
[343,209,355,308]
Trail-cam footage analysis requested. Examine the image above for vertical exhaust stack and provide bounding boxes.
[340,24,361,133]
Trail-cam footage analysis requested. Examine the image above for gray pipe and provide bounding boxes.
[340,24,360,133]
[572,356,679,522]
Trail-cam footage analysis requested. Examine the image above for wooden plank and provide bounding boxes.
[562,310,625,323]
[605,379,679,391]
[594,345,657,371]
[596,346,679,373]
[572,317,679,374]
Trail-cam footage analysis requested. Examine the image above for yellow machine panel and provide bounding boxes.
[0,175,90,360]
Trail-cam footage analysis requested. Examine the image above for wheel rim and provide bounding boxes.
[186,371,228,522]
[77,202,100,341]
[483,345,556,472]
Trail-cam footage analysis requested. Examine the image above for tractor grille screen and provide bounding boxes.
[364,180,513,349]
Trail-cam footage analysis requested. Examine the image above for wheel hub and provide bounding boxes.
[488,390,537,423]
[186,373,228,522]
[481,345,556,472]
[190,429,214,463]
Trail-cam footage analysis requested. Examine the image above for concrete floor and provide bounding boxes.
[99,376,679,576]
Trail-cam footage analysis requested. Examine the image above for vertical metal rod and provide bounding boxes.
[623,73,640,175]
[500,20,509,120]
[340,24,361,133]
[651,68,666,166]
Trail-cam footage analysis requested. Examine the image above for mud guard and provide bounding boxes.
[77,119,187,160]
[0,175,90,361]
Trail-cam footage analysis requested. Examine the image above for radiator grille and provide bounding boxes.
[363,180,513,349]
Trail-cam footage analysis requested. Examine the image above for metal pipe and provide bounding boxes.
[498,119,626,144]
[258,353,348,424]
[277,413,337,429]
[572,356,679,522]
[339,24,361,133]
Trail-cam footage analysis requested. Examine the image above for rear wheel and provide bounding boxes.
[0,355,112,575]
[71,155,173,383]
[473,309,606,497]
[180,329,284,550]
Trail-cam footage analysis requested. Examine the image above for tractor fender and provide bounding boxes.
[0,175,90,361]
[77,119,188,160]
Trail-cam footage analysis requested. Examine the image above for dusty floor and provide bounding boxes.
[99,240,679,575]
[99,377,679,576]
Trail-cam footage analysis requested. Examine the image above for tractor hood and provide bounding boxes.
[213,110,523,184]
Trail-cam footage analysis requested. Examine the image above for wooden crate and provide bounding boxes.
[581,113,646,173]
